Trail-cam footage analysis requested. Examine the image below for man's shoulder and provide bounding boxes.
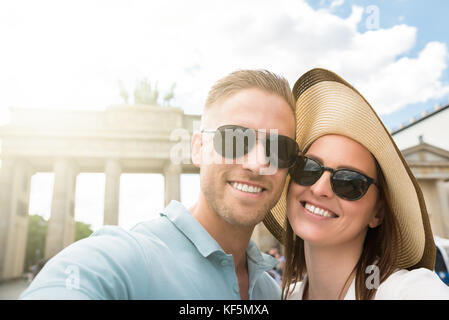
[80,216,178,265]
[128,214,174,238]
[82,222,162,255]
[53,224,150,263]
[20,221,172,300]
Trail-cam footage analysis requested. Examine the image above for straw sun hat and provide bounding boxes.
[263,68,435,270]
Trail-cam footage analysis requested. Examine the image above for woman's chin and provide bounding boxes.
[299,235,330,246]
[291,226,329,244]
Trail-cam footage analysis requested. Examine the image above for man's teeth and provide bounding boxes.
[231,182,263,194]
[304,202,336,218]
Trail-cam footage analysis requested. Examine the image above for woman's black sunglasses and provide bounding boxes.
[289,155,380,201]
[201,125,299,169]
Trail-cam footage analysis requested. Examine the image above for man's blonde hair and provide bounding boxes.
[205,69,295,112]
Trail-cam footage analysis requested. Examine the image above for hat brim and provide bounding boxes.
[263,68,435,270]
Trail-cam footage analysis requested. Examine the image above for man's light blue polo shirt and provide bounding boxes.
[20,201,281,300]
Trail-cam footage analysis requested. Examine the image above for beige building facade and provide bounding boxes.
[391,104,449,239]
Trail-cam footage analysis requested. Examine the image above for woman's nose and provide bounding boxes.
[309,171,334,198]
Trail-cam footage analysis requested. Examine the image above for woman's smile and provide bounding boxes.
[301,201,339,219]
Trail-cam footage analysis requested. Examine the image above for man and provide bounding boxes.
[20,69,297,299]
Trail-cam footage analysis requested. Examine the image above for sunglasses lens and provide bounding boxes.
[213,126,256,159]
[332,170,370,200]
[291,157,322,185]
[266,135,299,168]
[213,125,298,169]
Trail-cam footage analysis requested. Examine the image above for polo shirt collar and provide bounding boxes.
[247,240,279,270]
[161,200,225,257]
[161,200,279,271]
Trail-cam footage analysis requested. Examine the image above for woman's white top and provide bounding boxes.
[287,268,449,300]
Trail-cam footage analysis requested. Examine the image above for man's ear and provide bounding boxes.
[191,131,202,168]
[369,202,385,228]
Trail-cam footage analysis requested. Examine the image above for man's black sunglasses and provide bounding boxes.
[289,155,380,201]
[201,125,299,169]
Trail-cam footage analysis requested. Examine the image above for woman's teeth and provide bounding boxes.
[230,182,263,194]
[304,202,337,218]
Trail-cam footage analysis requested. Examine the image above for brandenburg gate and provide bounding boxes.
[0,105,200,281]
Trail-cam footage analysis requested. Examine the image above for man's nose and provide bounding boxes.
[241,139,270,173]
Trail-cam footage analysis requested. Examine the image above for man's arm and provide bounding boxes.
[20,226,150,300]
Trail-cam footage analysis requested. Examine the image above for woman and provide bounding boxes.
[263,68,449,299]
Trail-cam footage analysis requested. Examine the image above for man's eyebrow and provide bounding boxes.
[207,125,291,137]
[305,153,371,175]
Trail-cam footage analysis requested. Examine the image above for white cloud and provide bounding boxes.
[359,42,449,113]
[330,0,345,9]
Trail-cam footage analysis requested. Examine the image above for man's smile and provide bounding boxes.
[227,180,268,198]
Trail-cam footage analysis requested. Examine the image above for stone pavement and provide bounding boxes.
[0,278,29,300]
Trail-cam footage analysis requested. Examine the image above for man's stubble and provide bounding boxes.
[200,164,284,228]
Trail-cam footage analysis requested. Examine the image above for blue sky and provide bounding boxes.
[309,0,449,130]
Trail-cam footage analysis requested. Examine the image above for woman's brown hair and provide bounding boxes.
[281,160,403,300]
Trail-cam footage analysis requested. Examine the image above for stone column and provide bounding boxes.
[0,159,33,280]
[0,159,15,280]
[45,159,78,260]
[163,162,181,206]
[419,179,447,238]
[103,159,121,226]
[437,180,449,238]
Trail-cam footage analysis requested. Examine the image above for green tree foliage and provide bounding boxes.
[75,220,94,242]
[24,214,47,272]
[24,215,93,272]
